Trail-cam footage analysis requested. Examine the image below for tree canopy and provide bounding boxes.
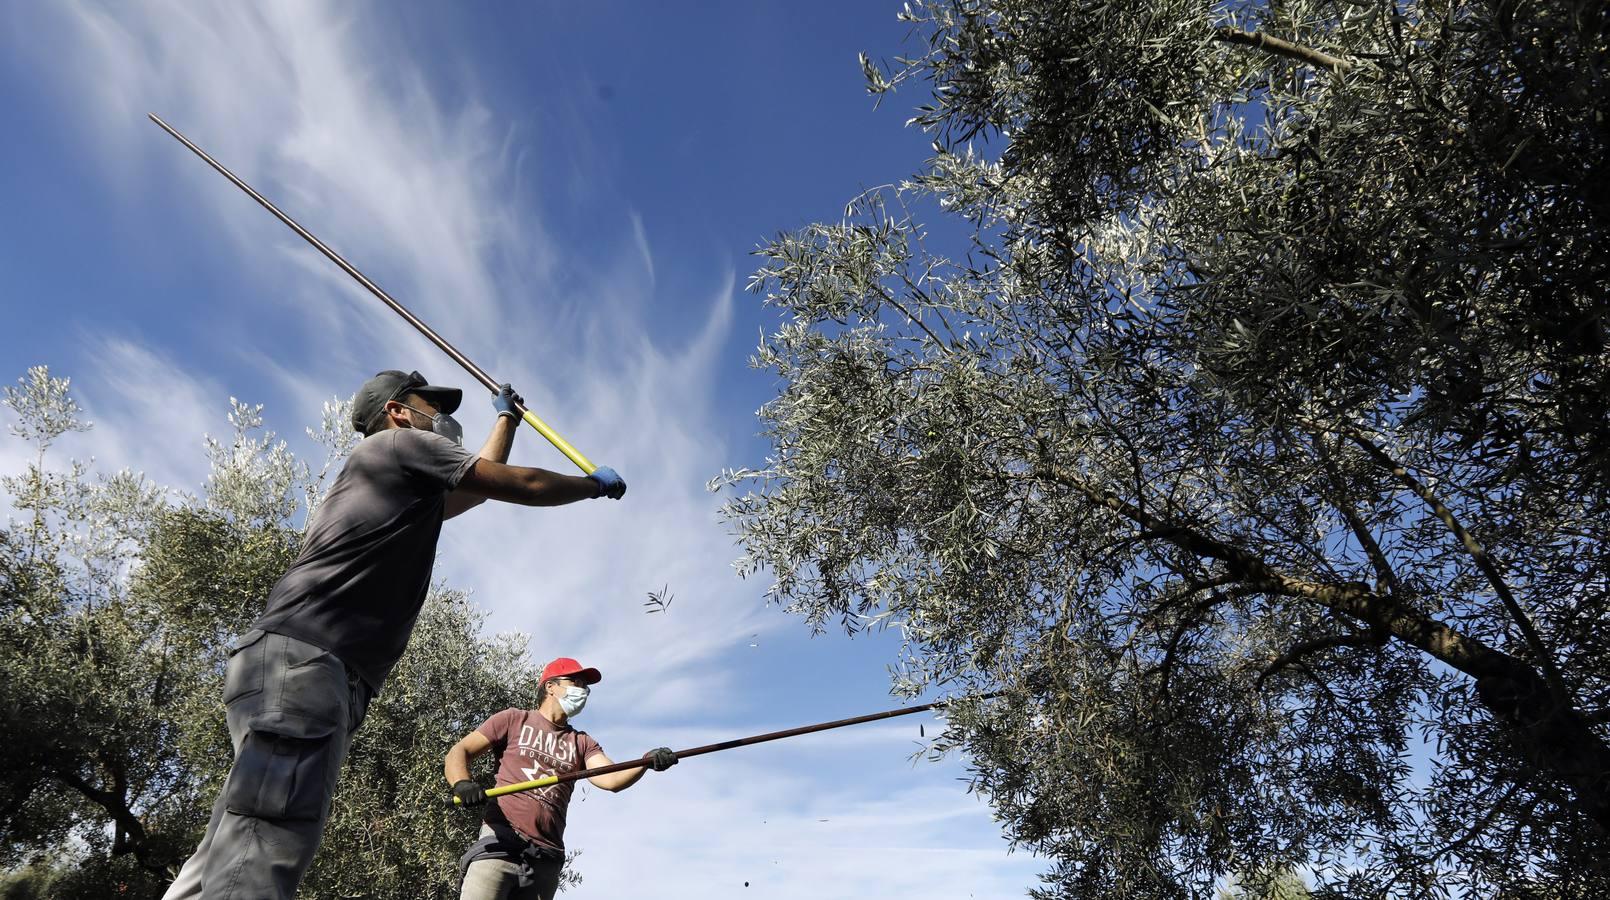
[721,1,1608,896]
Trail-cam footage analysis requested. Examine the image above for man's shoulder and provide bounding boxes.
[478,707,527,731]
[329,431,412,480]
[358,427,455,452]
[349,429,400,457]
[392,427,466,452]
[351,428,472,471]
[390,428,477,472]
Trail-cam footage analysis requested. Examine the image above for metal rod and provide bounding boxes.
[459,692,1000,804]
[148,113,598,474]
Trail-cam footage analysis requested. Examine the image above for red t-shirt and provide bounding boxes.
[476,708,603,850]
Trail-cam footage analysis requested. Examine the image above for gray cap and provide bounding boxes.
[351,370,463,433]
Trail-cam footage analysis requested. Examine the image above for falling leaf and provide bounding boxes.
[644,584,674,614]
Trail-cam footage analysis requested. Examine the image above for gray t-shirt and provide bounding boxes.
[254,428,477,689]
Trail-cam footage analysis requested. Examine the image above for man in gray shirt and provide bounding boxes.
[163,369,626,900]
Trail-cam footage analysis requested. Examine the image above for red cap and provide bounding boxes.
[540,657,602,686]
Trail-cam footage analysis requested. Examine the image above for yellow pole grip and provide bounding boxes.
[453,774,562,806]
[520,409,597,475]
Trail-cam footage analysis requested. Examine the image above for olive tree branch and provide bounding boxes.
[1034,459,1512,681]
[1256,629,1387,689]
[875,283,953,354]
[1332,425,1572,707]
[1312,435,1403,596]
[1031,460,1610,830]
[1213,28,1354,75]
[1155,585,1265,703]
[52,766,166,875]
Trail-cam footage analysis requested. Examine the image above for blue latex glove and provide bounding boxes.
[492,384,523,420]
[588,466,626,500]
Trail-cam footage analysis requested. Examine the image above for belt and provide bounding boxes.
[458,822,563,888]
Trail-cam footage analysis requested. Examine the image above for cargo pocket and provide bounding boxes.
[221,629,269,706]
[222,633,347,821]
[223,718,340,821]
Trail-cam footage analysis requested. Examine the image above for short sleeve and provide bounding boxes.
[475,708,519,751]
[390,429,477,491]
[576,730,603,762]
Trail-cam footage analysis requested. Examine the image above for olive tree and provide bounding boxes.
[1,367,179,884]
[720,2,1608,896]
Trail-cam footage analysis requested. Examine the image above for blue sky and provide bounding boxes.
[1,2,1046,896]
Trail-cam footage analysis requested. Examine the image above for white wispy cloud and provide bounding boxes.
[7,1,1045,895]
[630,211,657,286]
[63,336,225,495]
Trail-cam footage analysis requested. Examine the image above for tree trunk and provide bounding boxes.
[54,769,171,876]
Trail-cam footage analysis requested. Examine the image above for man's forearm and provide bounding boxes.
[445,748,473,785]
[443,419,521,519]
[593,765,649,792]
[477,415,519,464]
[451,461,607,509]
[525,470,603,506]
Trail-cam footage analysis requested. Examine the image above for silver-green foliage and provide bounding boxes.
[1217,865,1312,900]
[0,367,560,898]
[720,2,1608,897]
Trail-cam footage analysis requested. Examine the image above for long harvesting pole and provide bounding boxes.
[457,693,1000,805]
[148,113,599,474]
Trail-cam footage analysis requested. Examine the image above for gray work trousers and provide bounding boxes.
[163,629,371,900]
[460,827,564,900]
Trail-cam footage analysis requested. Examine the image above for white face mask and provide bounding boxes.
[558,685,589,717]
[402,404,464,445]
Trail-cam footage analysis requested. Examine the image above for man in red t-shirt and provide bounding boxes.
[445,657,677,899]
